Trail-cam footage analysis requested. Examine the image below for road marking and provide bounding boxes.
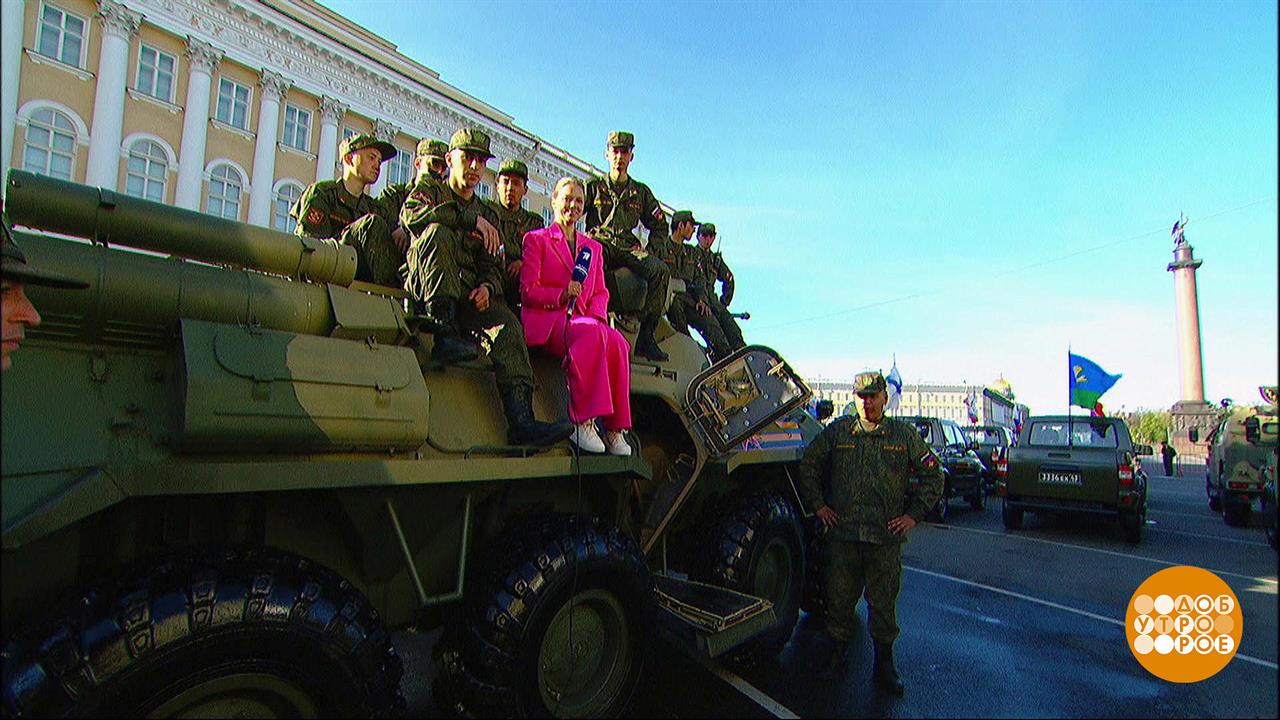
[930,523,1278,585]
[905,565,1279,671]
[1149,508,1220,519]
[1147,525,1272,548]
[699,657,799,719]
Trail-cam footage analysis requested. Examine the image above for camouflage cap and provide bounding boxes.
[497,159,529,180]
[1,200,88,289]
[608,130,635,148]
[339,134,397,163]
[450,127,494,159]
[416,138,449,158]
[854,371,888,396]
[697,222,716,236]
[671,210,697,226]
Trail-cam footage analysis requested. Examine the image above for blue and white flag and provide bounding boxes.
[964,389,980,424]
[886,360,903,412]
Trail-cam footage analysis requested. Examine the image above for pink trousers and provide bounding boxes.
[530,314,632,429]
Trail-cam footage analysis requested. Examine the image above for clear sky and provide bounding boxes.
[324,0,1277,414]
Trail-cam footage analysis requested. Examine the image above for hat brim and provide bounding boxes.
[370,141,398,163]
[451,145,494,160]
[855,389,885,397]
[3,264,89,289]
[497,168,528,181]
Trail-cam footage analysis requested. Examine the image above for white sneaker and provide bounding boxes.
[570,421,606,453]
[604,430,632,456]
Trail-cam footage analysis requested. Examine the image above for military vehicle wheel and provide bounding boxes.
[1223,501,1251,528]
[698,492,805,665]
[800,519,828,619]
[1120,510,1144,544]
[1,546,403,718]
[1208,494,1222,512]
[450,516,649,718]
[1002,499,1023,530]
[968,484,987,511]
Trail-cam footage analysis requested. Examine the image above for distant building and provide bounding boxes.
[808,377,1021,428]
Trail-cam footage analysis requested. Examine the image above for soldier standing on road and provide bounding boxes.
[378,138,450,245]
[487,159,545,312]
[690,223,745,354]
[796,371,945,695]
[402,127,572,448]
[1160,440,1177,476]
[665,210,733,360]
[1,199,88,372]
[584,131,672,361]
[292,134,401,287]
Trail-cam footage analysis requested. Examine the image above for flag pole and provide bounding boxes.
[1067,346,1075,449]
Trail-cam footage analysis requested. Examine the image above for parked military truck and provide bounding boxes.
[0,171,820,718]
[1204,394,1279,528]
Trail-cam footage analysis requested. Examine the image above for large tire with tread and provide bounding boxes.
[1207,479,1222,512]
[1,546,403,718]
[1120,509,1144,544]
[438,515,650,718]
[1223,501,1251,528]
[800,519,828,620]
[697,492,805,665]
[1002,499,1023,530]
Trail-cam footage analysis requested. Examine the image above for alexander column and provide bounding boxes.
[1167,219,1216,454]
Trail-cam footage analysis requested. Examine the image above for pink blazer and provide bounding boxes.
[520,224,610,346]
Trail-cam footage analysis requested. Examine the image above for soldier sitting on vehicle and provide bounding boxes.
[291,134,402,288]
[687,223,745,356]
[401,127,572,448]
[486,159,545,313]
[378,138,450,253]
[665,210,735,361]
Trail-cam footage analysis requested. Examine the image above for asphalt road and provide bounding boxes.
[396,463,1279,717]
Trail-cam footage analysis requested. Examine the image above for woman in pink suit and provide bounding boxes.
[520,177,632,455]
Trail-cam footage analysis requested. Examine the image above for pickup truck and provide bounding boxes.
[897,415,988,521]
[998,415,1151,543]
[962,424,1015,489]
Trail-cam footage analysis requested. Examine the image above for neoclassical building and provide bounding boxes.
[1,0,603,232]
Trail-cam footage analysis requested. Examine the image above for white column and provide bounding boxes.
[1,0,26,188]
[173,36,221,210]
[246,69,288,226]
[314,96,346,182]
[368,118,400,197]
[1169,243,1206,403]
[84,0,140,189]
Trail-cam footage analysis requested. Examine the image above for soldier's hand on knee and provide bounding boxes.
[474,216,502,256]
[697,300,711,316]
[816,506,840,529]
[887,514,917,535]
[469,285,491,311]
[507,260,523,278]
[391,226,409,253]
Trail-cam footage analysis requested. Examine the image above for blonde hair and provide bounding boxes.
[552,176,585,199]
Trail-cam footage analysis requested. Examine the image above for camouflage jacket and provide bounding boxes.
[290,180,380,239]
[377,181,413,229]
[485,199,545,263]
[401,178,505,297]
[584,175,671,257]
[797,416,944,544]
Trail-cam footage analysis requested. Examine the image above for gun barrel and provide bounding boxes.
[5,170,356,286]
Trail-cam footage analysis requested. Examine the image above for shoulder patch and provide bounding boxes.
[920,451,940,469]
[306,207,325,226]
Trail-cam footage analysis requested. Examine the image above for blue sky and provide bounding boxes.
[324,0,1277,414]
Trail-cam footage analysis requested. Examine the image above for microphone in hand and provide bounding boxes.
[567,245,592,316]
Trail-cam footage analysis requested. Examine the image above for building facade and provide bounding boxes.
[1,0,607,231]
[809,378,1021,428]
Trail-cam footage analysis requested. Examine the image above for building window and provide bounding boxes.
[342,127,358,142]
[36,3,86,68]
[206,164,243,219]
[478,181,492,198]
[273,182,303,232]
[541,206,553,225]
[124,140,167,202]
[520,197,529,210]
[385,146,412,185]
[215,78,251,130]
[135,44,176,102]
[23,108,77,180]
[282,105,311,151]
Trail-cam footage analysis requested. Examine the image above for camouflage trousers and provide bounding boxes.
[825,539,903,644]
[405,223,482,304]
[667,294,736,360]
[455,299,534,392]
[340,214,402,288]
[598,240,670,319]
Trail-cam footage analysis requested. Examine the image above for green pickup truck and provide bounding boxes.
[998,415,1151,544]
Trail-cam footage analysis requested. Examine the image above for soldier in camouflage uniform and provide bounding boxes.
[401,127,571,449]
[584,131,672,361]
[692,224,744,350]
[486,159,545,312]
[797,371,944,695]
[378,138,449,241]
[664,210,733,361]
[291,134,401,287]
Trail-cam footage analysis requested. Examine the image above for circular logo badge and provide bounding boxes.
[1126,566,1242,683]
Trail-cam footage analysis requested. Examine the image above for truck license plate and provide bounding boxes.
[1039,471,1082,486]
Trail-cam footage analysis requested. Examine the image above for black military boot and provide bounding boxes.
[874,642,904,696]
[500,385,573,447]
[429,298,479,364]
[634,315,668,362]
[816,637,849,680]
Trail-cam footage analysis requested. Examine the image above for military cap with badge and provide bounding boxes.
[417,138,449,159]
[670,210,698,227]
[450,128,494,159]
[854,371,888,396]
[497,159,529,181]
[608,130,635,148]
[340,134,397,163]
[698,222,716,237]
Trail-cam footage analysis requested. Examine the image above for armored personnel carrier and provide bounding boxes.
[0,170,820,717]
[1204,395,1279,527]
